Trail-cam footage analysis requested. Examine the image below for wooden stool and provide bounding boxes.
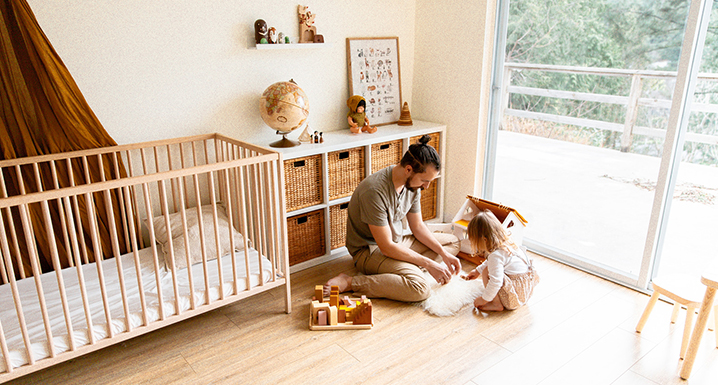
[680,272,718,380]
[635,274,706,359]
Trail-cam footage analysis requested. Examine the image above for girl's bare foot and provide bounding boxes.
[478,302,504,312]
[323,273,353,296]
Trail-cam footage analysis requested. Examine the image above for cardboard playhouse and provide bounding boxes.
[429,195,528,265]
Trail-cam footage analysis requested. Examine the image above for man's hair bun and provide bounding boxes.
[418,135,431,145]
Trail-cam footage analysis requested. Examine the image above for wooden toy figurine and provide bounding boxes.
[298,5,317,43]
[346,95,377,134]
[254,19,268,44]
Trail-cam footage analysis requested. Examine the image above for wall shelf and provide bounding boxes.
[249,42,333,50]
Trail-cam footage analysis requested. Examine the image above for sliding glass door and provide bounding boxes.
[484,0,716,288]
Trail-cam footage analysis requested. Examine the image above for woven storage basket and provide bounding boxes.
[287,209,325,265]
[284,155,323,211]
[329,203,350,249]
[328,147,365,200]
[410,132,441,155]
[420,181,437,221]
[371,140,403,173]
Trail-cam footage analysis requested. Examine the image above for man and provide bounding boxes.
[325,135,461,302]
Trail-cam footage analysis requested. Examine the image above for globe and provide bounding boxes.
[260,79,309,147]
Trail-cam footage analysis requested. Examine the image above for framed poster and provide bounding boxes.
[346,37,402,126]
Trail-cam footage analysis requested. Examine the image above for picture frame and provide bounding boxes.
[346,37,402,126]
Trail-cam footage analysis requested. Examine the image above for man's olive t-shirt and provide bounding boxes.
[345,166,421,255]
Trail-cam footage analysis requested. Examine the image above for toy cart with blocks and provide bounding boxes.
[428,195,527,265]
[309,285,373,330]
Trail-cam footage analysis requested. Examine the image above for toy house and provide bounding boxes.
[433,195,527,265]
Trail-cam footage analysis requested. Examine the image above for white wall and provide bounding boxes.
[413,0,497,220]
[27,0,496,223]
[28,0,416,145]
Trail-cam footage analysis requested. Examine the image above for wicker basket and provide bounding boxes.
[328,147,365,200]
[421,181,437,221]
[371,140,403,173]
[329,203,350,250]
[284,155,323,211]
[410,132,441,155]
[287,209,326,265]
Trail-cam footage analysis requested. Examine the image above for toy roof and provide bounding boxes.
[466,195,528,225]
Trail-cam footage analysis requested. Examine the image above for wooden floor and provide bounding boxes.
[8,253,718,385]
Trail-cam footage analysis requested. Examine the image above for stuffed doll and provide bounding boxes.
[346,95,377,134]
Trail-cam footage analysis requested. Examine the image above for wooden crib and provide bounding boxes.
[0,134,291,382]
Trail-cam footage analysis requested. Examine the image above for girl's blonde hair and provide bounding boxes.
[467,209,516,254]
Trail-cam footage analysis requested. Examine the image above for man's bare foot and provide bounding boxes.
[478,303,504,312]
[323,273,352,297]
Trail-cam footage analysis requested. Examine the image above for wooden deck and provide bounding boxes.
[494,130,718,279]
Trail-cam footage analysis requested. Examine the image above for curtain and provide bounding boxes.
[0,0,129,280]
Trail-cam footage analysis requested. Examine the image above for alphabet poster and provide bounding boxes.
[346,37,402,126]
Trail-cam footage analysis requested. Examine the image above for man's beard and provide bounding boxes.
[404,176,423,192]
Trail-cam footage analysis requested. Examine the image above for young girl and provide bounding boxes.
[462,210,539,311]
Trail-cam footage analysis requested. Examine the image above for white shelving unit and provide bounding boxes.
[248,121,446,272]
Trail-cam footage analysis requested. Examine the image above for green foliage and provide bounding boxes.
[505,0,718,165]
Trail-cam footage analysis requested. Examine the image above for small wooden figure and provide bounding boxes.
[268,27,278,44]
[298,126,312,143]
[319,132,324,143]
[278,32,285,44]
[298,5,317,43]
[313,131,319,143]
[254,19,268,44]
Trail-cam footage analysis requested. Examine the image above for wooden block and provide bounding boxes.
[315,285,324,302]
[329,306,338,326]
[317,309,327,326]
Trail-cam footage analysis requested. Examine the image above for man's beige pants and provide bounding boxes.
[350,232,460,302]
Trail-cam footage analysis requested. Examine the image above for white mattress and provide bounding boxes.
[0,246,274,371]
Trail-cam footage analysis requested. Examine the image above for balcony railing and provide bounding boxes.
[500,63,718,152]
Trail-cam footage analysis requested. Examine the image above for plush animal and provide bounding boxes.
[254,19,268,44]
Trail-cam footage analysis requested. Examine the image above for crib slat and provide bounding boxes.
[0,319,11,374]
[10,167,27,279]
[40,197,76,353]
[63,196,96,346]
[221,167,238,295]
[0,212,33,368]
[265,160,279,281]
[158,180,181,316]
[175,181,196,310]
[122,185,149,326]
[192,174,211,304]
[276,154,292,313]
[84,192,116,340]
[250,162,265,285]
[50,160,74,268]
[67,159,90,265]
[141,182,165,321]
[102,187,132,333]
[207,172,225,300]
[111,152,131,251]
[236,164,252,284]
[18,203,55,359]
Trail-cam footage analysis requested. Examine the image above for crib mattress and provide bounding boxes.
[0,245,274,371]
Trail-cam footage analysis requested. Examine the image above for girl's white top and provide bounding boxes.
[475,245,530,302]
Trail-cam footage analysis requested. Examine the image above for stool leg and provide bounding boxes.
[714,304,718,349]
[637,291,660,332]
[670,303,681,323]
[681,287,717,380]
[680,304,696,359]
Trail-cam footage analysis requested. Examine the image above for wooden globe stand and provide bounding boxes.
[269,131,300,148]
